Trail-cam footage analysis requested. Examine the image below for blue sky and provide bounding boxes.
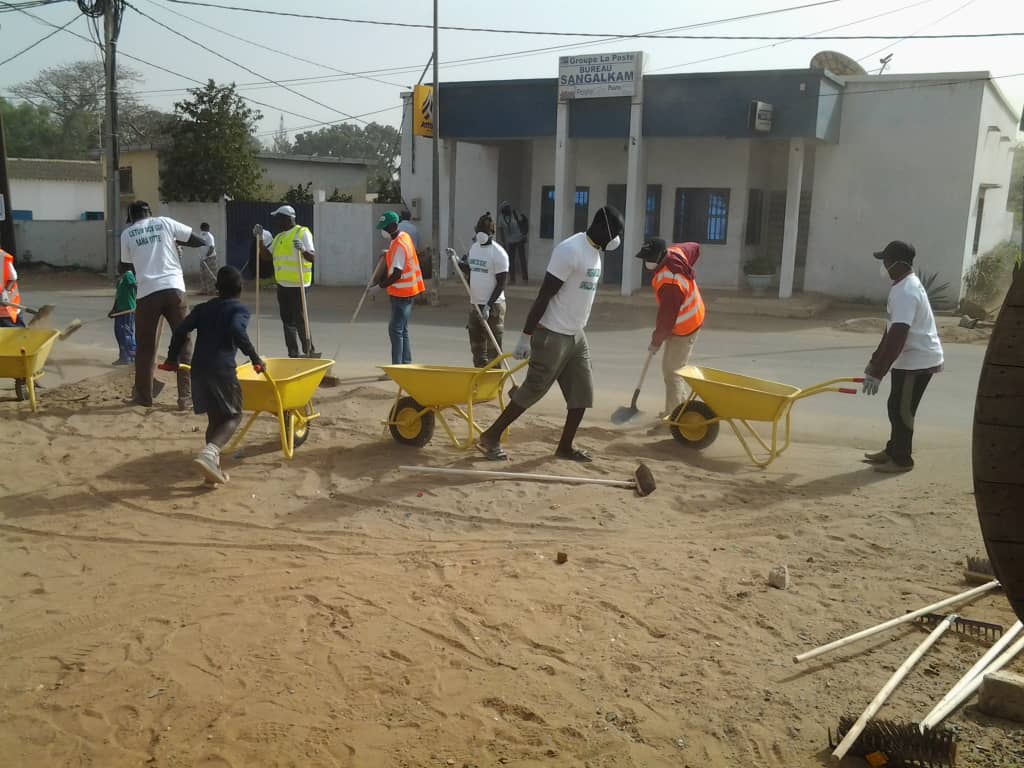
[2,0,1022,139]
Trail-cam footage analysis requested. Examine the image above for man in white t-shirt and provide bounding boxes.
[120,201,207,408]
[461,211,510,367]
[861,240,944,473]
[475,205,624,462]
[197,222,218,295]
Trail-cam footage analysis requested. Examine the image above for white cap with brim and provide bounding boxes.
[270,205,297,218]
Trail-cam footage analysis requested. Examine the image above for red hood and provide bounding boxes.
[663,242,700,275]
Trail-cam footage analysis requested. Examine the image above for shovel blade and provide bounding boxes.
[610,406,641,426]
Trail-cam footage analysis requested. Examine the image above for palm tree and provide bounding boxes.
[974,265,1024,620]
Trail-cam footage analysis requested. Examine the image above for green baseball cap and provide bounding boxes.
[376,211,400,229]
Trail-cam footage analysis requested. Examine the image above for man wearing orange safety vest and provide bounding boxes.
[0,248,24,328]
[375,211,425,364]
[636,238,706,419]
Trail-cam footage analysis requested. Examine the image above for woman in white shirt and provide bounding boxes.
[462,212,510,367]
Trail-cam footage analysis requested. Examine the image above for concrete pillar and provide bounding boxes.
[778,138,804,299]
[621,101,646,296]
[553,100,575,243]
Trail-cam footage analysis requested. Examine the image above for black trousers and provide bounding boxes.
[886,369,933,467]
[507,241,527,283]
[277,285,310,357]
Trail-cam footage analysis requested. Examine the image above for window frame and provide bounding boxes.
[539,185,555,239]
[673,187,731,245]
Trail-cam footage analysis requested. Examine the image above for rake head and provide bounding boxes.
[829,717,956,768]
[914,612,1003,642]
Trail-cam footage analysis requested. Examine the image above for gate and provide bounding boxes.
[224,201,314,278]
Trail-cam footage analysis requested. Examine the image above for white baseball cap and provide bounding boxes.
[270,205,297,218]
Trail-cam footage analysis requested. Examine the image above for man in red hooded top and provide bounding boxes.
[635,238,706,418]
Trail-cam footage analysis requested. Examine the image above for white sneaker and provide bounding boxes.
[193,445,227,485]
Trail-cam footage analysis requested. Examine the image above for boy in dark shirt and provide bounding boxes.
[160,266,263,484]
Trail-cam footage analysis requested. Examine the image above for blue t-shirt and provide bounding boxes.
[167,298,257,373]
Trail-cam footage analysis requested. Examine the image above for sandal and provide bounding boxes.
[555,448,593,463]
[475,440,509,461]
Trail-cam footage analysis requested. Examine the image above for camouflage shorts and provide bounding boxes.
[467,302,506,368]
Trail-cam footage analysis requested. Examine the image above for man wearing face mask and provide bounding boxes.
[463,212,509,367]
[635,238,705,419]
[862,240,944,473]
[497,201,528,284]
[375,210,425,364]
[252,205,316,358]
[475,205,624,462]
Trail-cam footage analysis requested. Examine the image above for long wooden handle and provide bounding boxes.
[400,465,634,489]
[832,615,955,761]
[922,630,1024,730]
[255,234,261,355]
[630,351,655,408]
[920,620,1024,730]
[296,250,314,350]
[794,580,999,663]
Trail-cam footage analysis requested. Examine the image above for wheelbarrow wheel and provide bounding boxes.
[389,396,434,447]
[670,400,719,450]
[290,402,315,448]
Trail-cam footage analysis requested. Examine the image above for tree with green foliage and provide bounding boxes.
[291,121,401,202]
[0,99,63,158]
[161,81,264,202]
[282,181,314,204]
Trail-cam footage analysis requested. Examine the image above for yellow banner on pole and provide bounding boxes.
[413,85,434,138]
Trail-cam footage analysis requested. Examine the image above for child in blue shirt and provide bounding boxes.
[160,266,262,485]
[110,263,137,364]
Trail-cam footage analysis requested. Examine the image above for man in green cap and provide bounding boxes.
[376,210,425,364]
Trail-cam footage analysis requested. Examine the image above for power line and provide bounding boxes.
[651,0,938,73]
[0,11,80,66]
[857,0,978,63]
[253,105,403,138]
[141,0,412,90]
[161,0,1024,41]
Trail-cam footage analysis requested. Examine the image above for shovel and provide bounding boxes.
[2,300,56,327]
[611,350,655,425]
[295,244,320,358]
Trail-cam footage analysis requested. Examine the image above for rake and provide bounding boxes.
[913,612,1004,642]
[829,717,956,768]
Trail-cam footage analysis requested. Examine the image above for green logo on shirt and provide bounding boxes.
[578,266,601,291]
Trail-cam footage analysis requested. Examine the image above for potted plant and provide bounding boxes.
[742,254,777,296]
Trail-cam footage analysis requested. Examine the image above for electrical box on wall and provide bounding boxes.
[749,101,774,133]
[409,198,422,220]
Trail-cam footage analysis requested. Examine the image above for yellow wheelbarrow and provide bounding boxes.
[382,353,527,448]
[667,365,863,467]
[0,327,61,412]
[181,358,333,459]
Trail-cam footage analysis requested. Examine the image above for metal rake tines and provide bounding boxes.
[829,717,957,768]
[914,613,1004,641]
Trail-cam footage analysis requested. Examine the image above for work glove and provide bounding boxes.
[1,289,10,305]
[648,342,661,355]
[476,304,489,317]
[513,334,531,360]
[251,355,265,374]
[367,284,381,296]
[862,375,881,396]
[252,224,263,237]
[157,360,178,372]
[293,239,303,253]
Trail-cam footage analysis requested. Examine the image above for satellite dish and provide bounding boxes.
[810,50,867,76]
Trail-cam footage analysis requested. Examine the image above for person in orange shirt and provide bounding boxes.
[636,238,706,419]
[375,211,425,364]
[0,248,24,328]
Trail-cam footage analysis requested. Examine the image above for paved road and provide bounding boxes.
[12,278,983,447]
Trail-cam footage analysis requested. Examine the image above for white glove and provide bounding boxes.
[252,224,263,237]
[367,284,381,296]
[862,375,881,396]
[0,289,9,306]
[513,334,531,360]
[648,342,660,355]
[293,239,302,253]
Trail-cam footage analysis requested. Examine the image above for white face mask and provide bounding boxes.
[879,263,892,280]
[475,231,490,245]
[604,235,622,252]
[380,229,392,241]
[644,260,659,271]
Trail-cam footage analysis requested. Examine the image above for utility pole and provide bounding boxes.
[103,1,121,273]
[430,0,440,305]
[0,106,15,256]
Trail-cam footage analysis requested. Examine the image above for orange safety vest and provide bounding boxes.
[1,249,20,323]
[385,231,425,298]
[652,254,705,337]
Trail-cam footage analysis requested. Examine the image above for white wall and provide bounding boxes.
[526,138,556,276]
[9,179,104,221]
[440,141,499,264]
[258,157,368,201]
[806,77,984,301]
[162,201,227,276]
[964,83,1018,267]
[645,137,753,289]
[14,220,106,270]
[312,203,382,286]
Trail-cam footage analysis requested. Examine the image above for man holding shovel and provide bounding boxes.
[253,205,317,358]
[475,205,624,462]
[376,211,424,364]
[0,247,24,328]
[460,212,509,367]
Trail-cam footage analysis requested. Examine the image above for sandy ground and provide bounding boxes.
[1,355,1022,768]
